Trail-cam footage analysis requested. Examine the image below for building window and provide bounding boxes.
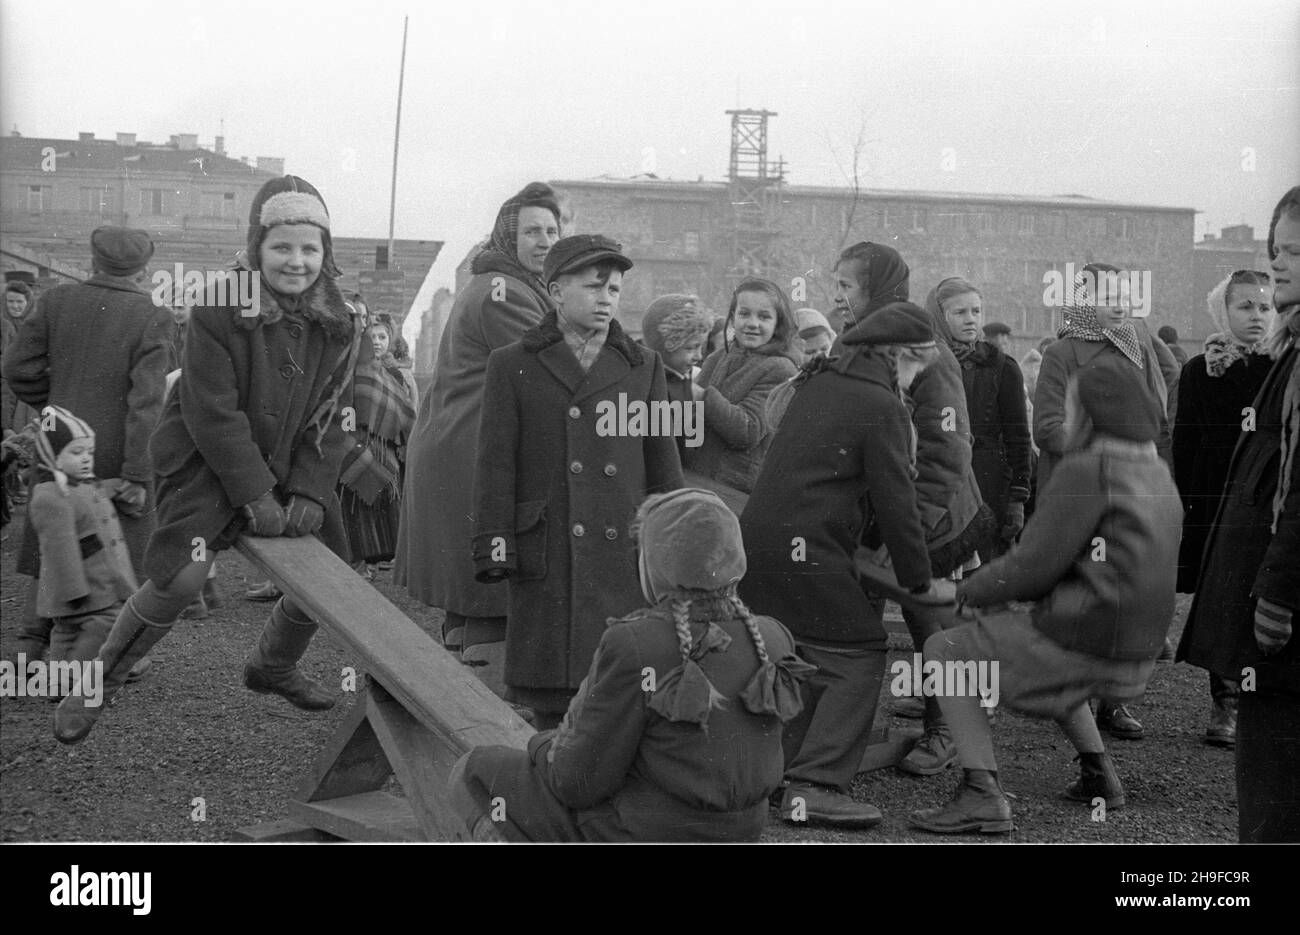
[1019,214,1035,236]
[141,189,166,215]
[200,191,236,218]
[27,185,51,211]
[976,213,993,235]
[1118,216,1133,240]
[910,207,927,232]
[683,231,701,257]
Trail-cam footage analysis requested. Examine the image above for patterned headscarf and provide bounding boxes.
[1056,266,1144,368]
[470,182,561,302]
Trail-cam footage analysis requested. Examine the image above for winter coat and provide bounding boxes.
[396,256,551,614]
[960,436,1183,660]
[1179,343,1300,695]
[524,605,799,841]
[29,478,138,619]
[909,342,987,573]
[683,345,797,494]
[3,273,174,576]
[144,281,360,583]
[739,350,932,647]
[472,315,683,691]
[1033,328,1178,494]
[957,347,1032,537]
[1171,352,1273,593]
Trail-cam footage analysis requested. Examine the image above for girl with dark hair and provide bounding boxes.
[450,488,811,842]
[1171,270,1275,747]
[55,175,365,744]
[683,277,798,494]
[925,276,1032,558]
[1178,186,1300,842]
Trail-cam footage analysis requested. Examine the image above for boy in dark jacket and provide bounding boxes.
[472,236,683,728]
[910,356,1183,834]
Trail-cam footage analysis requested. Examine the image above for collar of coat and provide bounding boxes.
[522,311,644,366]
[800,345,896,393]
[85,272,149,296]
[235,270,357,344]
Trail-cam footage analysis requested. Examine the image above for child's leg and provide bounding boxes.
[1057,702,1106,754]
[242,593,335,710]
[926,629,998,771]
[46,621,77,698]
[1058,701,1124,808]
[13,577,53,659]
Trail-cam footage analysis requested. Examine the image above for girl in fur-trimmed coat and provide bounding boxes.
[55,175,365,745]
[683,278,799,495]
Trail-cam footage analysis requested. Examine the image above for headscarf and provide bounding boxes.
[631,489,813,728]
[1203,271,1271,378]
[1056,266,1144,369]
[840,242,910,324]
[924,277,993,366]
[469,182,561,306]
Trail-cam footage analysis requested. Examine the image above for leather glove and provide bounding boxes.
[1001,502,1025,541]
[110,479,149,517]
[243,491,286,537]
[284,495,325,537]
[1254,597,1294,656]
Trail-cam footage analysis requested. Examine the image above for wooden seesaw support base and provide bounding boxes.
[233,534,535,842]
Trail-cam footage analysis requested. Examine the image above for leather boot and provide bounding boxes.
[1061,750,1126,809]
[53,598,173,744]
[909,768,1014,834]
[899,723,959,776]
[1096,702,1143,740]
[1205,696,1237,748]
[242,599,335,710]
[781,782,883,829]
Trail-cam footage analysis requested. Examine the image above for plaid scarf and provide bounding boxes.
[1057,305,1145,369]
[338,357,415,505]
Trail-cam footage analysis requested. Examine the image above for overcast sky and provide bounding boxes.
[2,0,1297,343]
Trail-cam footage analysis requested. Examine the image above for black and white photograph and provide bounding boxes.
[0,0,1297,881]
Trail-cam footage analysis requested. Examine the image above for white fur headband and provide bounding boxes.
[259,191,330,231]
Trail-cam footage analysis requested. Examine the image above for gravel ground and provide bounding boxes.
[0,507,1236,843]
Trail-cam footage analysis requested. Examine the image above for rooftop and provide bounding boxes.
[1,132,279,178]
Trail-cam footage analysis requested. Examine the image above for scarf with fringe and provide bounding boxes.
[1057,305,1144,369]
[338,355,416,504]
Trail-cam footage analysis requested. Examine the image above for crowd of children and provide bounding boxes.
[2,179,1297,844]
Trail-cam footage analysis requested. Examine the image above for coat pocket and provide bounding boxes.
[514,499,548,581]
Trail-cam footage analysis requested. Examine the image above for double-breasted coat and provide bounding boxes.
[396,253,551,614]
[1178,342,1300,694]
[472,315,683,691]
[29,478,138,619]
[3,273,175,577]
[144,279,360,583]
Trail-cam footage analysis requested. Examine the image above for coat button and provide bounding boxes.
[603,464,617,476]
[568,406,581,419]
[605,528,618,540]
[570,461,583,474]
[289,324,303,338]
[279,364,295,379]
[572,524,585,537]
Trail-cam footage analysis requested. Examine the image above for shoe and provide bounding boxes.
[245,581,282,602]
[242,598,335,711]
[898,724,959,776]
[1205,697,1237,748]
[125,656,153,683]
[1096,703,1143,740]
[179,595,209,620]
[780,782,882,829]
[1061,751,1125,808]
[892,696,925,719]
[909,769,1014,834]
[1156,638,1175,663]
[54,599,173,744]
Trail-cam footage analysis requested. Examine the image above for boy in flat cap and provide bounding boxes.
[472,235,683,727]
[3,226,173,669]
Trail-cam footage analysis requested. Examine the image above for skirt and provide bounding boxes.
[339,485,400,564]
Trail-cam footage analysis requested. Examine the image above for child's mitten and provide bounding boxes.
[1254,597,1294,656]
[244,491,286,537]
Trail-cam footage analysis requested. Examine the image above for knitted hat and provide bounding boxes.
[90,226,154,276]
[244,175,340,278]
[841,301,936,347]
[33,405,95,493]
[641,294,712,354]
[633,488,746,603]
[794,307,833,339]
[1075,356,1161,444]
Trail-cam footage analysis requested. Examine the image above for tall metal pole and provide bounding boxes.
[387,15,408,269]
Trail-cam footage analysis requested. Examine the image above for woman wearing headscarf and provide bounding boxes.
[1171,270,1275,748]
[394,183,561,675]
[1178,187,1300,842]
[831,243,993,778]
[1033,262,1180,742]
[925,277,1032,558]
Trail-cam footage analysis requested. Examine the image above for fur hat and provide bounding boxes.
[244,175,340,278]
[33,405,95,493]
[641,294,712,354]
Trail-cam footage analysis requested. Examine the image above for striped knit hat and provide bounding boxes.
[33,405,95,494]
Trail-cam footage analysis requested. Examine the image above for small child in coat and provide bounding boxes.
[26,406,137,696]
[451,487,813,842]
[639,293,712,462]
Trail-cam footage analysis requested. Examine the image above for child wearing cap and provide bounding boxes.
[473,235,683,728]
[451,488,813,841]
[793,307,835,364]
[911,356,1183,834]
[26,406,138,696]
[639,293,712,461]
